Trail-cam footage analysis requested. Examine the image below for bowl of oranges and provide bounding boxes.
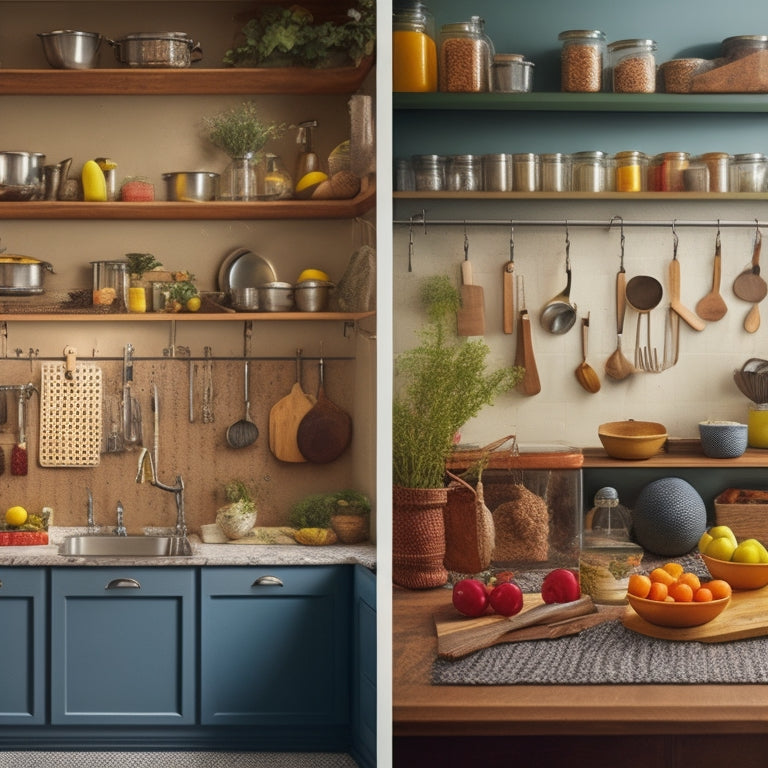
[626,562,732,628]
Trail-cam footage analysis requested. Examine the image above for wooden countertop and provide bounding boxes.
[393,585,768,737]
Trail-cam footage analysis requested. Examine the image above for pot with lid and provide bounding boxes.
[0,256,54,295]
[109,33,202,68]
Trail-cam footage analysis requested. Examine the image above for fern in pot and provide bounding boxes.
[392,275,523,588]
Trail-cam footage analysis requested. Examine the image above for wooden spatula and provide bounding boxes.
[514,275,541,396]
[457,231,485,336]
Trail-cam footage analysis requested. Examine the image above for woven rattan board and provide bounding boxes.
[39,362,102,467]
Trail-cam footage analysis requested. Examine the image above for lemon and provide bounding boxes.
[5,506,28,527]
[297,268,330,283]
[295,171,329,198]
[186,296,201,312]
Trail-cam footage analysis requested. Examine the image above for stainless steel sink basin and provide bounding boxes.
[59,535,192,557]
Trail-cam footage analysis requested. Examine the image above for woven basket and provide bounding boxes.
[392,485,448,589]
[444,472,495,575]
[331,514,370,544]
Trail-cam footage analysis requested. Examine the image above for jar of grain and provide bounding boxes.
[438,16,494,92]
[393,1,437,92]
[540,153,570,192]
[411,154,447,191]
[699,152,731,192]
[571,150,606,192]
[730,152,768,192]
[558,29,606,93]
[659,58,713,93]
[446,154,483,191]
[613,150,648,192]
[512,152,540,192]
[722,35,768,61]
[483,153,513,191]
[608,38,657,93]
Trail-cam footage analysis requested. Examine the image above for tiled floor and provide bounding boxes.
[0,753,359,767]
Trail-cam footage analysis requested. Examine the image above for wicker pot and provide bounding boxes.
[216,505,257,540]
[392,485,448,589]
[330,513,369,544]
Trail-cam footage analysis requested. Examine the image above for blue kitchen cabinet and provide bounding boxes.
[352,565,377,768]
[50,567,196,726]
[200,566,351,738]
[0,568,46,725]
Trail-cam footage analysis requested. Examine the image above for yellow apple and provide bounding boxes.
[708,525,738,548]
[704,535,737,561]
[698,531,714,553]
[732,541,763,563]
[739,538,768,563]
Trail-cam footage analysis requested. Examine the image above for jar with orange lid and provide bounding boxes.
[393,1,437,92]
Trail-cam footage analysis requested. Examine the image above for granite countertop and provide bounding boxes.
[0,527,376,570]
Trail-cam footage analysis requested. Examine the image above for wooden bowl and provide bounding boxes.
[598,420,667,460]
[626,592,730,627]
[702,554,768,590]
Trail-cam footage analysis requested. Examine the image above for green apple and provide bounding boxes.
[739,538,768,563]
[732,541,763,563]
[708,525,738,548]
[705,535,737,561]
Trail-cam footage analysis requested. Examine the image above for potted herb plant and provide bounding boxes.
[329,489,371,544]
[392,275,523,588]
[124,252,162,313]
[203,101,285,200]
[216,479,257,540]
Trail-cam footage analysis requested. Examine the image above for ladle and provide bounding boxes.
[540,226,577,335]
[575,313,601,393]
[625,274,663,371]
[226,359,259,449]
[605,221,636,381]
[695,227,728,322]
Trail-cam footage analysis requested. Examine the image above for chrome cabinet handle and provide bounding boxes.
[251,575,284,587]
[105,578,141,590]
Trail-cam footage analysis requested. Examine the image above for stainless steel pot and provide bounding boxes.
[162,171,219,202]
[109,33,202,68]
[257,282,294,312]
[0,256,54,295]
[38,30,103,69]
[0,151,45,201]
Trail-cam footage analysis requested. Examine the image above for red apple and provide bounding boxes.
[452,578,489,617]
[488,581,524,616]
[541,568,580,604]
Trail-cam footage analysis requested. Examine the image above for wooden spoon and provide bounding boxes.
[668,236,705,331]
[745,303,761,334]
[733,229,768,304]
[696,230,728,321]
[575,314,600,393]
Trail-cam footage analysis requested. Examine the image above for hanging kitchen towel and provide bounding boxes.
[39,362,102,467]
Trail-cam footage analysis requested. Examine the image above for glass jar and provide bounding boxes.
[262,153,293,200]
[221,153,259,201]
[571,150,606,192]
[700,152,731,192]
[651,151,690,192]
[558,29,606,93]
[128,279,148,313]
[730,152,768,192]
[91,260,128,310]
[394,158,416,191]
[446,154,482,191]
[722,35,768,61]
[491,54,534,93]
[482,153,512,191]
[613,150,648,192]
[749,404,768,448]
[393,1,437,92]
[412,154,447,191]
[608,38,657,93]
[512,152,539,192]
[540,153,570,192]
[438,16,494,93]
[682,161,710,192]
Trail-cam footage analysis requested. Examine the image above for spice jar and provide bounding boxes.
[613,150,648,192]
[446,154,482,191]
[393,1,437,92]
[700,152,731,192]
[512,152,539,192]
[730,152,768,192]
[482,153,512,191]
[438,16,494,93]
[491,53,534,93]
[608,39,657,93]
[650,151,690,192]
[558,29,606,93]
[411,154,447,191]
[540,153,570,192]
[571,150,606,192]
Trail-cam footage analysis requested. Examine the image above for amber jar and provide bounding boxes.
[393,1,437,92]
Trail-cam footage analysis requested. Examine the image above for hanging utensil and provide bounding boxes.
[668,223,705,331]
[226,359,259,449]
[269,348,315,463]
[121,343,141,449]
[733,224,768,304]
[745,302,761,333]
[625,274,663,372]
[296,351,353,463]
[11,386,28,476]
[696,225,728,322]
[575,314,600,393]
[201,346,214,423]
[514,274,541,396]
[456,225,485,336]
[502,224,515,334]
[605,221,635,381]
[540,223,577,334]
[0,390,7,426]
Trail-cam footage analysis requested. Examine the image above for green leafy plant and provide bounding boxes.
[223,0,375,69]
[393,275,524,489]
[125,252,162,280]
[203,101,285,159]
[289,493,334,529]
[223,479,256,516]
[330,489,371,516]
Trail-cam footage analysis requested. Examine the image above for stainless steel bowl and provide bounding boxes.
[0,151,45,200]
[230,287,259,312]
[162,172,219,202]
[257,282,294,312]
[294,280,335,312]
[38,30,103,69]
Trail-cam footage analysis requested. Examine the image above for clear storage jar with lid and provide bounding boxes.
[438,16,494,92]
[608,39,657,93]
[393,1,437,92]
[540,153,570,192]
[491,53,534,93]
[512,153,539,192]
[700,152,731,192]
[730,153,768,192]
[558,30,606,93]
[411,154,447,191]
[649,151,690,191]
[722,35,768,61]
[446,154,482,191]
[91,260,128,310]
[483,153,513,191]
[613,150,648,192]
[571,150,606,192]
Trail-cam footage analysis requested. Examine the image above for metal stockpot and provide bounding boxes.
[0,256,54,295]
[0,151,45,200]
[162,171,219,201]
[109,32,202,68]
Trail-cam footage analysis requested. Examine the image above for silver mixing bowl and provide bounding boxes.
[38,30,103,69]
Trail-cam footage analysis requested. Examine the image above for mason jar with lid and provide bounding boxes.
[438,16,494,92]
[613,151,648,192]
[512,153,539,192]
[608,39,657,93]
[393,1,437,92]
[571,150,606,192]
[446,154,483,191]
[730,152,768,192]
[411,154,447,191]
[483,153,513,191]
[558,30,606,93]
[540,153,570,192]
[699,152,731,192]
[491,54,534,93]
[650,151,690,192]
[722,35,768,61]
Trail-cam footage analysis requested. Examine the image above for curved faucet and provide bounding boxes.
[136,448,187,538]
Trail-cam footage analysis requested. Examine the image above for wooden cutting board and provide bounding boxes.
[622,584,768,642]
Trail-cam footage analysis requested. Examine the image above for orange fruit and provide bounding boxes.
[627,573,652,599]
[677,571,701,592]
[649,567,677,586]
[669,582,694,602]
[707,579,733,600]
[662,562,684,579]
[647,581,669,601]
[693,587,714,602]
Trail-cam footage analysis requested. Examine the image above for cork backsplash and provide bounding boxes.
[0,356,366,535]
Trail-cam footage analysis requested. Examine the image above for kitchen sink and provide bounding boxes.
[59,534,192,558]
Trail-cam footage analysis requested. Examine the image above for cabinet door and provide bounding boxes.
[0,568,46,725]
[353,565,377,768]
[200,566,351,727]
[50,567,195,725]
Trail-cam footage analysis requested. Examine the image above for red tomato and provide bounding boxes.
[541,568,580,604]
[488,581,524,617]
[452,578,489,617]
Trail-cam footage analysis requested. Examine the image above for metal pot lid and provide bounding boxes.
[122,32,193,41]
[217,248,276,292]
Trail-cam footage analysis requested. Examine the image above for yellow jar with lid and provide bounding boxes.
[393,1,437,92]
[748,404,768,448]
[614,150,648,192]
